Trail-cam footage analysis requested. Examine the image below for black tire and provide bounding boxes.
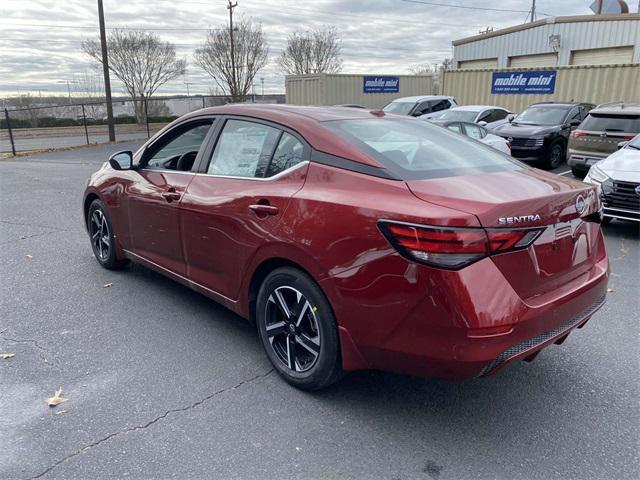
[546,142,564,170]
[87,199,129,270]
[571,167,587,178]
[256,267,343,390]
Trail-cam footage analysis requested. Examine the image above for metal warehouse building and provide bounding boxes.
[453,13,640,69]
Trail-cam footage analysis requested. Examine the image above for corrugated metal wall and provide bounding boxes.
[285,74,435,108]
[441,64,640,112]
[453,16,640,67]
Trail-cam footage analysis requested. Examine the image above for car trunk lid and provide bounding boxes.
[406,169,603,299]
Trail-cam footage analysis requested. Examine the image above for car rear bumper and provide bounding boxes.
[568,152,606,170]
[326,244,609,381]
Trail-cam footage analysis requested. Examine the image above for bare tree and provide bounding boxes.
[408,63,434,75]
[194,20,268,102]
[83,30,186,123]
[278,26,342,75]
[74,72,105,119]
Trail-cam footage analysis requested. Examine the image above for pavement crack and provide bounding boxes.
[0,330,53,367]
[0,219,71,233]
[29,368,274,479]
[0,229,66,246]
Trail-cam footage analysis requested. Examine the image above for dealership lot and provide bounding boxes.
[1,144,638,479]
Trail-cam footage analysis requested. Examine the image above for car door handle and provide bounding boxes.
[161,190,181,203]
[249,204,279,216]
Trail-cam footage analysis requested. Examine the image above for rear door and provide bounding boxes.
[181,118,309,300]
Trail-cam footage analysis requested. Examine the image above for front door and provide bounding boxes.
[181,118,309,300]
[127,119,215,275]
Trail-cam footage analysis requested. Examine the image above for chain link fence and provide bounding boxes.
[1,94,285,155]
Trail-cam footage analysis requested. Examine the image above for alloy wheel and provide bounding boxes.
[550,144,563,168]
[90,209,110,261]
[263,286,321,372]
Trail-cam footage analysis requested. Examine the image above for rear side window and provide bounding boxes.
[464,124,486,140]
[208,120,280,178]
[266,133,305,177]
[324,118,519,180]
[580,114,640,133]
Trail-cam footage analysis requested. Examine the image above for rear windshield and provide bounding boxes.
[382,102,415,115]
[324,117,521,180]
[580,113,640,133]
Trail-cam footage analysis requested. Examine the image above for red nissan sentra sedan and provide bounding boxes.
[83,105,609,390]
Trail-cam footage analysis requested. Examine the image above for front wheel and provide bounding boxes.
[256,267,343,390]
[546,142,564,169]
[87,199,129,270]
[571,167,587,178]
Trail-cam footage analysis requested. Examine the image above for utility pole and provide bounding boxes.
[227,0,238,101]
[98,0,115,142]
[530,0,536,22]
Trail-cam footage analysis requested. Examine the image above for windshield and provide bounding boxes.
[438,110,478,122]
[627,134,640,149]
[514,106,567,126]
[382,101,415,115]
[580,113,640,133]
[324,118,520,180]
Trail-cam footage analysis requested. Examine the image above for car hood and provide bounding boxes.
[493,123,557,137]
[598,148,640,181]
[406,167,598,228]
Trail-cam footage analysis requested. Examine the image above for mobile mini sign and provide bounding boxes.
[491,70,557,94]
[363,76,400,93]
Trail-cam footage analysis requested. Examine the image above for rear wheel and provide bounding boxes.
[87,199,129,270]
[547,142,564,169]
[256,267,342,390]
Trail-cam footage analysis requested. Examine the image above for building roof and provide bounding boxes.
[452,13,640,47]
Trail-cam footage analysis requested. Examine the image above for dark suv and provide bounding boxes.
[493,102,594,169]
[567,102,640,177]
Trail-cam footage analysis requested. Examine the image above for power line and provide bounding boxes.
[397,0,552,16]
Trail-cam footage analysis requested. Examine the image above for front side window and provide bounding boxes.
[207,120,280,178]
[429,100,450,113]
[145,122,212,171]
[492,109,509,121]
[325,117,519,180]
[446,123,463,134]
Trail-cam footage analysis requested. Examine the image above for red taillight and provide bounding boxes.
[379,221,543,270]
[571,130,587,138]
[623,134,636,141]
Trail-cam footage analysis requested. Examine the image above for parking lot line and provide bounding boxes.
[557,170,573,176]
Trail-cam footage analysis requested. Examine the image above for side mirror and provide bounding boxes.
[507,114,515,122]
[478,120,488,126]
[109,151,133,170]
[617,141,628,150]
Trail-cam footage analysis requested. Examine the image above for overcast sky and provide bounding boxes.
[0,0,600,97]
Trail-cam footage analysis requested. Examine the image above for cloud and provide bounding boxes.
[0,0,591,96]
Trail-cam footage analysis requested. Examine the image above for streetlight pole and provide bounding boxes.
[98,0,115,142]
[227,0,238,100]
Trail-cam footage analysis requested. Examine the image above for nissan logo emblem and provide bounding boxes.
[575,195,586,214]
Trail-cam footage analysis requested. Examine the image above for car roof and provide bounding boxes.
[388,95,454,103]
[590,102,640,115]
[179,104,395,168]
[447,105,506,112]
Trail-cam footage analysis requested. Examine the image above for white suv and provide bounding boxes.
[382,95,457,119]
[583,133,640,224]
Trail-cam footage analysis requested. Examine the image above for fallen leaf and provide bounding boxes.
[103,283,113,288]
[25,254,33,259]
[1,353,15,360]
[46,388,67,407]
[607,288,614,293]
[19,235,27,240]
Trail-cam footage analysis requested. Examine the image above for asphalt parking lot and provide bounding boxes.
[1,143,638,480]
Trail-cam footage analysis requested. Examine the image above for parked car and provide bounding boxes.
[493,102,594,169]
[431,105,514,130]
[568,102,640,177]
[382,95,457,119]
[583,133,640,224]
[431,120,511,154]
[84,105,608,390]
